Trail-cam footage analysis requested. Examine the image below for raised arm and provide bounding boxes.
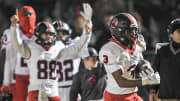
[10,15,31,59]
[57,3,93,60]
[57,28,91,60]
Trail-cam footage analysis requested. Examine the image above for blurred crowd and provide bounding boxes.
[0,0,179,49]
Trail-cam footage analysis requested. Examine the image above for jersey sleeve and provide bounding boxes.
[1,29,10,50]
[99,48,127,74]
[57,30,91,60]
[10,25,31,59]
[3,45,16,86]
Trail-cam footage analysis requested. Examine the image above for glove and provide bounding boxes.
[0,86,9,95]
[142,72,160,86]
[80,3,93,20]
[137,34,146,51]
[138,59,154,77]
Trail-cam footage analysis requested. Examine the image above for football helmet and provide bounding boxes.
[35,21,56,47]
[110,13,139,49]
[167,18,180,34]
[52,20,72,35]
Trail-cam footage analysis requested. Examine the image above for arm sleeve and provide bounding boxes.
[57,30,91,60]
[10,25,31,59]
[3,48,11,86]
[70,74,81,101]
[3,45,16,86]
[1,29,10,50]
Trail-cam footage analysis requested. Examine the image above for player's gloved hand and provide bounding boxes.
[141,72,160,86]
[138,59,154,77]
[137,34,146,51]
[0,86,9,95]
[80,3,93,20]
[80,3,93,35]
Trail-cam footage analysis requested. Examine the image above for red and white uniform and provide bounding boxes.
[99,39,144,101]
[1,29,17,101]
[57,36,89,101]
[14,29,31,101]
[10,24,91,100]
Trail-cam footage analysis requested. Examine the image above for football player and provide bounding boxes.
[53,20,75,101]
[10,7,92,101]
[99,13,160,101]
[1,6,36,101]
[52,20,72,44]
[14,6,36,101]
[52,3,93,101]
[0,29,17,101]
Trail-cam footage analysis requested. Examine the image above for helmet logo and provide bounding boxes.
[111,18,118,28]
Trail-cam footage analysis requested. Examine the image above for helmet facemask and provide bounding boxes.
[35,22,57,47]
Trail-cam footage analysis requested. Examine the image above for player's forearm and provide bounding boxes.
[112,69,142,88]
[116,76,142,88]
[10,25,30,58]
[3,62,11,86]
[58,30,91,60]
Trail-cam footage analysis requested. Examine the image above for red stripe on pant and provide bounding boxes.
[15,74,29,101]
[104,90,143,101]
[28,91,61,101]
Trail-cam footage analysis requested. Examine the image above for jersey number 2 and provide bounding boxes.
[56,60,73,82]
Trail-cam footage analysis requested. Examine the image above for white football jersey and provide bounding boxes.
[57,36,88,87]
[10,24,91,97]
[15,30,31,75]
[27,41,65,92]
[99,41,143,94]
[57,36,90,101]
[1,29,17,85]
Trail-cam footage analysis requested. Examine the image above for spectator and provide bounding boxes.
[153,18,180,101]
[70,47,106,101]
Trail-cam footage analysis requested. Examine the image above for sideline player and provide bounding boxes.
[15,6,36,101]
[53,3,93,101]
[10,8,92,101]
[0,28,17,101]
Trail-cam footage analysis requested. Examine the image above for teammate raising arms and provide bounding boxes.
[1,6,36,101]
[52,3,93,101]
[10,7,92,101]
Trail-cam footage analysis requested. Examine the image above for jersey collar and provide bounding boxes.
[110,38,136,55]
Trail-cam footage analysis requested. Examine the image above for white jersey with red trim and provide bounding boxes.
[10,24,91,97]
[99,41,143,94]
[1,29,17,86]
[56,36,87,87]
[15,30,31,75]
[27,40,64,92]
[57,36,89,101]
